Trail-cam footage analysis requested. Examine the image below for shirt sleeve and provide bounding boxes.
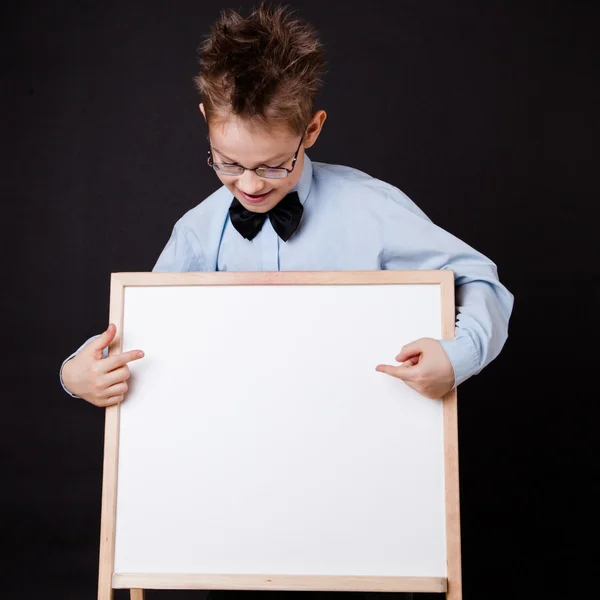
[381,191,514,387]
[152,223,205,272]
[60,224,205,397]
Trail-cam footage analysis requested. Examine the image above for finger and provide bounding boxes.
[375,364,399,377]
[101,395,125,407]
[88,324,117,355]
[375,363,419,381]
[102,366,131,387]
[395,340,423,362]
[102,349,145,372]
[100,382,128,399]
[401,357,418,367]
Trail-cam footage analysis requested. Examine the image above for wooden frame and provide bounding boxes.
[97,271,461,600]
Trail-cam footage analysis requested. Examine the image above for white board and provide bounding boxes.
[111,278,450,579]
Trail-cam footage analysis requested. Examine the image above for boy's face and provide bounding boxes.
[201,106,326,214]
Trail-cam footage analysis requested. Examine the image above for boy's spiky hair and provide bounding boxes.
[194,1,325,135]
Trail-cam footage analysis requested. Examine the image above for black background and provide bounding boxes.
[2,1,597,599]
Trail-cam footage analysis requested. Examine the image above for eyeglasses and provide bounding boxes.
[207,134,305,179]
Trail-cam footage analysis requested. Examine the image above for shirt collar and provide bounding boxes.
[291,153,313,206]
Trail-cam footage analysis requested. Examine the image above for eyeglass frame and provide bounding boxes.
[207,133,305,179]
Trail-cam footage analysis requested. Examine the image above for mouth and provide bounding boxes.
[239,189,273,204]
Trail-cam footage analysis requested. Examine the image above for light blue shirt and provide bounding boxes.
[61,155,513,395]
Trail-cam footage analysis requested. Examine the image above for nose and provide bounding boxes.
[237,169,267,196]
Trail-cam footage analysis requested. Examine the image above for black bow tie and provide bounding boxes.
[229,191,304,242]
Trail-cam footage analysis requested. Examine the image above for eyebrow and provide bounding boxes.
[211,146,287,167]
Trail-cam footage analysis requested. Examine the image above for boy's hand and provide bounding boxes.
[376,338,455,399]
[61,323,144,407]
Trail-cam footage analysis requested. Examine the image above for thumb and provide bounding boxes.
[88,323,117,355]
[395,340,423,362]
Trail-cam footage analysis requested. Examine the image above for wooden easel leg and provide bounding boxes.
[97,573,113,600]
[130,589,145,600]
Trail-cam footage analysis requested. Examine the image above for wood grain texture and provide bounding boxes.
[97,274,125,600]
[113,574,447,593]
[111,270,453,287]
[441,272,462,600]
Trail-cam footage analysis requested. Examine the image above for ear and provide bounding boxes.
[199,103,207,121]
[304,110,327,150]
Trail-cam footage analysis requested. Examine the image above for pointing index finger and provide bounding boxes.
[376,363,418,381]
[103,349,145,372]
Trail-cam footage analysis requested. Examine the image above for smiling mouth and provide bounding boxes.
[239,189,272,204]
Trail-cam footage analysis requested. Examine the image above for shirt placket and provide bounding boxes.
[258,218,280,271]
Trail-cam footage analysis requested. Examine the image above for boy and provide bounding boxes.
[60,2,513,597]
